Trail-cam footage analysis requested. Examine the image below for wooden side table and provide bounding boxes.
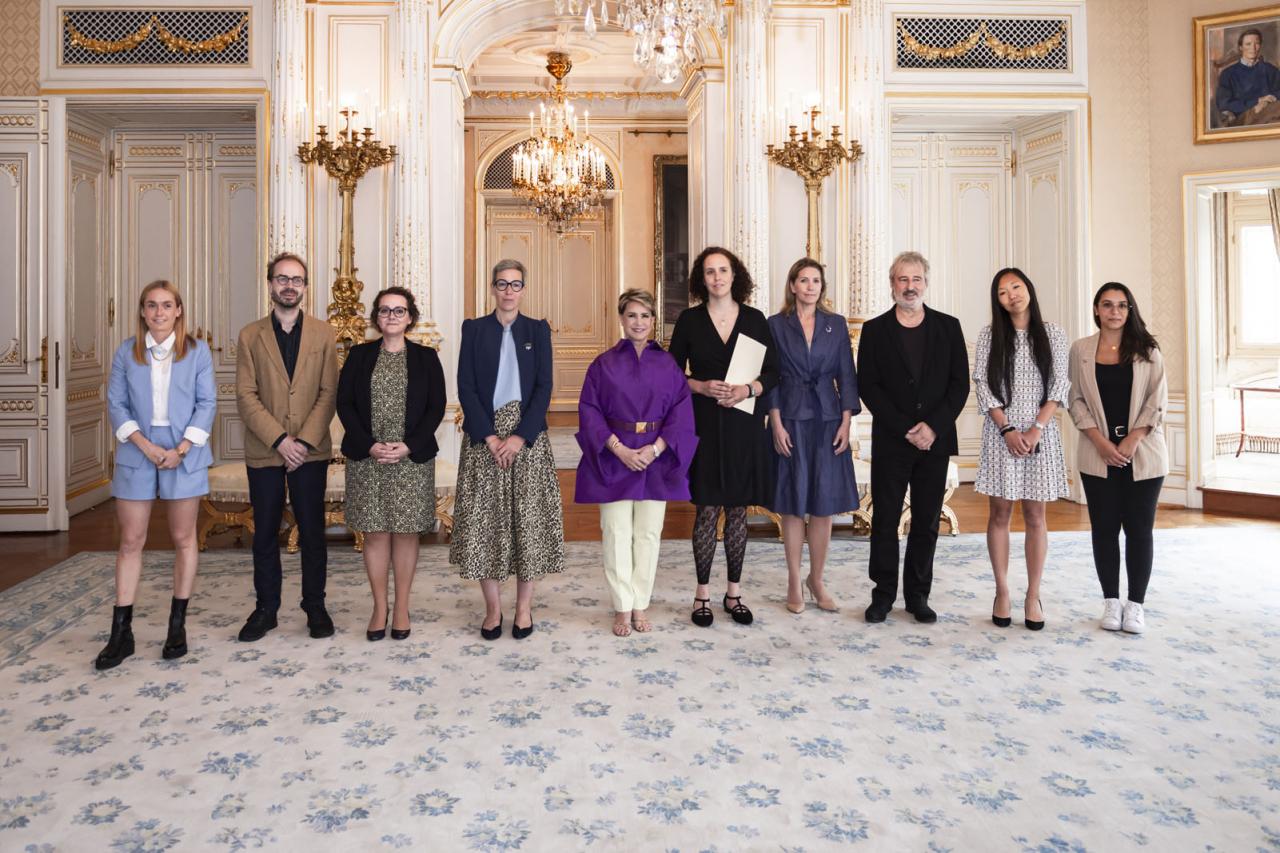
[1230,377,1280,457]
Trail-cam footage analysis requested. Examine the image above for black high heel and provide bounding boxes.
[991,595,1012,628]
[368,608,389,642]
[390,626,411,640]
[1025,598,1045,631]
[162,597,189,659]
[722,594,754,625]
[480,614,503,641]
[691,597,713,627]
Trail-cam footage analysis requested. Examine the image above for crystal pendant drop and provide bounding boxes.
[599,0,608,27]
[584,4,597,38]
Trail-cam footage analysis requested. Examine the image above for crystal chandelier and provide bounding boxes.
[554,0,726,84]
[511,53,610,233]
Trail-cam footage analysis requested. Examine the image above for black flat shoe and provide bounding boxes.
[864,601,890,623]
[480,615,503,641]
[1025,598,1045,631]
[304,605,335,639]
[992,596,1012,628]
[906,601,937,624]
[722,594,753,625]
[237,608,277,643]
[512,618,534,640]
[691,597,713,627]
[390,627,411,640]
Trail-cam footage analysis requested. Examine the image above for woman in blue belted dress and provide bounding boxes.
[766,258,860,614]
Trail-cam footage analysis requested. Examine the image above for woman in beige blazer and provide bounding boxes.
[1067,282,1168,636]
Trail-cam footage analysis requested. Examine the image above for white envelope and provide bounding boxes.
[725,334,767,414]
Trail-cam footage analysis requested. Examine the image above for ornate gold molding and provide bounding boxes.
[67,387,100,404]
[1025,130,1064,152]
[0,339,19,365]
[0,399,36,412]
[0,115,36,127]
[897,21,1066,63]
[129,146,182,157]
[0,163,19,182]
[470,90,681,102]
[219,144,255,157]
[68,129,101,148]
[137,182,173,197]
[64,13,248,55]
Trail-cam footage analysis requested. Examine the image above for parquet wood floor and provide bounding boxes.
[2,472,1275,595]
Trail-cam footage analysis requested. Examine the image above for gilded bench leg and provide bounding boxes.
[197,498,219,552]
[940,485,959,535]
[435,495,456,539]
[198,500,255,551]
[749,505,784,540]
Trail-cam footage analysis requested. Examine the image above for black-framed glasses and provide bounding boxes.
[377,306,409,318]
[493,280,525,292]
[271,275,306,287]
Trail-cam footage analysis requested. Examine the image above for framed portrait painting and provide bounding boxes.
[1194,4,1280,143]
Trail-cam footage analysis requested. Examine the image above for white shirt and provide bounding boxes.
[115,332,210,447]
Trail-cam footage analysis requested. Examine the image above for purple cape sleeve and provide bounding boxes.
[656,359,698,478]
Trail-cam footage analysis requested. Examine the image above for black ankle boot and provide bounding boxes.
[94,605,135,670]
[162,597,189,660]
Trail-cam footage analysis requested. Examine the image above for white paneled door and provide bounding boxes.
[483,199,615,412]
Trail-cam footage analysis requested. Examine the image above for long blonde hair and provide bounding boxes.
[132,280,193,365]
[781,257,827,315]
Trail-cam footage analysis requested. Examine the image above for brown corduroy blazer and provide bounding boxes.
[235,313,339,468]
[1067,333,1169,481]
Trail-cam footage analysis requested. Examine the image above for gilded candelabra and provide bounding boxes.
[297,108,397,347]
[765,106,862,261]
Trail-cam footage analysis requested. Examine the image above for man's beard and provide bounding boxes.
[271,290,301,308]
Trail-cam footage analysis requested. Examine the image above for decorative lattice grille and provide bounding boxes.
[61,8,250,66]
[483,142,615,190]
[894,16,1070,72]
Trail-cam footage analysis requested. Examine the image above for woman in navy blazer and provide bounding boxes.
[337,287,447,642]
[100,280,216,670]
[766,258,861,614]
[450,259,565,640]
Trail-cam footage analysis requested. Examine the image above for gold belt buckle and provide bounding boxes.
[635,421,649,434]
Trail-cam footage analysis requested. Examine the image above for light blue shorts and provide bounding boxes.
[111,425,210,501]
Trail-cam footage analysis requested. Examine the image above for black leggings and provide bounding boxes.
[1080,468,1163,604]
[692,505,747,585]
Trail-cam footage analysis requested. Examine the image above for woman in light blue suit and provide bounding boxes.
[766,258,860,614]
[99,280,216,670]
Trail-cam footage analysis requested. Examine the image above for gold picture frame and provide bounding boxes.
[653,155,689,344]
[1193,4,1280,144]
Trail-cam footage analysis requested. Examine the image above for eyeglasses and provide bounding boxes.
[271,275,306,288]
[377,306,409,318]
[493,280,525,292]
[1099,301,1130,312]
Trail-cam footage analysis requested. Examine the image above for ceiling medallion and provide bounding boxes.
[554,0,727,84]
[511,52,611,233]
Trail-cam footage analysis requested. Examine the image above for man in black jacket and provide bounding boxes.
[856,251,969,624]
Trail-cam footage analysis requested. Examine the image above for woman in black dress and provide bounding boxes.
[668,247,778,627]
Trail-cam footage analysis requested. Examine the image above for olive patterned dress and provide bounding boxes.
[344,347,435,533]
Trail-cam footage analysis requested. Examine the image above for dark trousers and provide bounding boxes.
[246,460,329,612]
[868,446,950,607]
[1079,467,1163,604]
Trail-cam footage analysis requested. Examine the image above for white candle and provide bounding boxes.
[584,110,590,137]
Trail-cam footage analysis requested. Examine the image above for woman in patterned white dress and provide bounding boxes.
[973,268,1070,631]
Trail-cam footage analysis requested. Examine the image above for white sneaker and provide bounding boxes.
[1121,601,1145,634]
[1101,598,1123,631]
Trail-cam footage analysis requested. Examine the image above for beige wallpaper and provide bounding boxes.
[0,0,39,96]
[620,131,687,295]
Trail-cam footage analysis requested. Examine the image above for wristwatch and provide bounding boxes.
[745,384,755,398]
[1033,420,1049,431]
[177,446,189,459]
[652,444,663,459]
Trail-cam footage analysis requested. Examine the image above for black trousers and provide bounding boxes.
[868,446,950,607]
[1079,467,1163,604]
[247,460,329,612]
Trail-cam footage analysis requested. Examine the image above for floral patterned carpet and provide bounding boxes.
[1,528,1279,851]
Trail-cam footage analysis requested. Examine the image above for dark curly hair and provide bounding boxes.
[369,286,420,332]
[688,246,754,304]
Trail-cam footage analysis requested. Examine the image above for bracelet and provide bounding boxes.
[1034,421,1049,431]
[999,424,1016,435]
[745,384,754,399]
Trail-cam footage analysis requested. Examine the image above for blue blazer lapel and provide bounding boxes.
[132,355,154,428]
[513,313,534,398]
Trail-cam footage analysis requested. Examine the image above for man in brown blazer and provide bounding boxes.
[235,252,339,641]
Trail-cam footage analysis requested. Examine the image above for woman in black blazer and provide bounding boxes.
[337,287,446,641]
[450,259,565,641]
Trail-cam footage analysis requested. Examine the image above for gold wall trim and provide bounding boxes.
[887,91,1088,100]
[0,115,37,127]
[40,87,269,95]
[1026,130,1064,151]
[219,144,255,156]
[0,506,50,514]
[68,129,101,147]
[470,90,682,102]
[66,477,110,500]
[0,400,36,412]
[66,387,100,403]
[129,145,183,157]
